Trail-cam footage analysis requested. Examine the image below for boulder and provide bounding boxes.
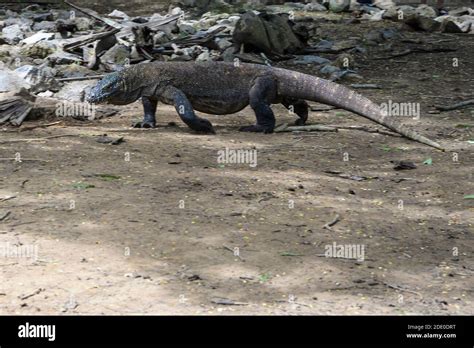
[449,7,474,17]
[405,14,441,32]
[21,31,55,45]
[329,0,350,13]
[373,0,395,10]
[303,2,327,11]
[14,64,60,93]
[440,20,464,33]
[19,41,57,59]
[178,22,197,35]
[101,44,131,66]
[32,21,57,32]
[233,12,304,56]
[215,38,232,51]
[319,64,340,75]
[48,50,83,65]
[108,10,130,20]
[32,12,55,22]
[54,80,96,102]
[196,50,211,61]
[0,67,30,92]
[2,25,25,44]
[415,4,437,18]
[383,5,416,20]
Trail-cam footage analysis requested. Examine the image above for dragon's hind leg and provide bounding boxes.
[239,75,277,134]
[281,98,309,126]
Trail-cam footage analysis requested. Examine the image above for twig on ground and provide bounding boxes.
[57,75,104,82]
[382,282,423,300]
[64,0,122,28]
[275,124,338,133]
[373,46,458,60]
[19,288,45,301]
[435,99,474,111]
[19,121,62,132]
[323,214,340,230]
[0,196,16,202]
[0,211,11,221]
[0,134,81,144]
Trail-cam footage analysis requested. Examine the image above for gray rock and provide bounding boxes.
[415,4,437,18]
[319,64,340,75]
[314,39,333,51]
[291,55,330,65]
[4,16,32,28]
[405,14,441,32]
[381,28,399,40]
[101,44,131,66]
[227,15,241,25]
[449,7,473,17]
[383,5,416,20]
[196,50,211,61]
[54,80,96,102]
[178,22,197,35]
[364,29,384,44]
[216,38,232,51]
[48,50,83,65]
[367,10,386,21]
[56,63,93,78]
[32,21,57,32]
[19,41,57,59]
[2,25,25,44]
[0,45,19,62]
[37,90,54,97]
[108,9,130,20]
[72,17,93,32]
[169,7,184,16]
[0,67,30,92]
[14,64,59,93]
[33,12,54,22]
[373,0,395,10]
[440,20,464,33]
[303,2,327,11]
[233,12,304,55]
[284,2,306,9]
[153,31,171,45]
[221,46,236,62]
[329,0,350,13]
[169,53,193,61]
[21,31,55,45]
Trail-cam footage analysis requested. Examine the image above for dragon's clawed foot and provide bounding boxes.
[132,121,156,129]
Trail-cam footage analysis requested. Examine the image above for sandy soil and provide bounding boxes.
[0,17,473,315]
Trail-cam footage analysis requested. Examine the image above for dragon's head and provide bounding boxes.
[87,71,139,105]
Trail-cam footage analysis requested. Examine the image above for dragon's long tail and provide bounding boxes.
[274,68,444,151]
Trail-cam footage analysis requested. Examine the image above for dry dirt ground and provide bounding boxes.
[0,16,473,315]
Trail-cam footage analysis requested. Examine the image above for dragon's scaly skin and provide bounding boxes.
[87,61,443,150]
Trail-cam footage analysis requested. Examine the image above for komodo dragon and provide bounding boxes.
[87,61,443,150]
